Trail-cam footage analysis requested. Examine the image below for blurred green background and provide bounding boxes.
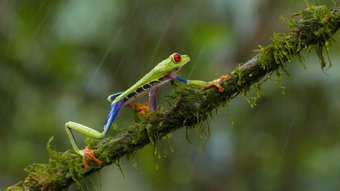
[1,0,340,190]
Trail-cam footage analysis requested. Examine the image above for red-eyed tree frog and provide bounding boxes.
[65,53,229,169]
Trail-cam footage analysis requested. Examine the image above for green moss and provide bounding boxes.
[145,123,155,145]
[295,5,337,69]
[24,163,57,190]
[231,5,339,108]
[45,137,85,188]
[115,158,125,177]
[4,182,24,191]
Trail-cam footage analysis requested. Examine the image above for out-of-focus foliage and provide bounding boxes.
[1,0,340,190]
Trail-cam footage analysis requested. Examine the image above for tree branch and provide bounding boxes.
[6,5,340,191]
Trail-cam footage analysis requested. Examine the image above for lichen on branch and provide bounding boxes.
[5,5,340,191]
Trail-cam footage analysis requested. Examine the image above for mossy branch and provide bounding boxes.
[6,5,340,191]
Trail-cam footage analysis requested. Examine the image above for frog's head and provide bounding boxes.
[157,53,190,73]
[169,53,190,71]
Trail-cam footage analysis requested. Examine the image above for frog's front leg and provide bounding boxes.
[168,72,230,92]
[202,75,230,92]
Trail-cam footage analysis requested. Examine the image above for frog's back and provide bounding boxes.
[113,64,170,103]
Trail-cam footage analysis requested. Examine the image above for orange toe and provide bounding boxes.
[218,75,230,81]
[127,102,149,115]
[204,75,230,92]
[216,84,225,92]
[81,146,102,169]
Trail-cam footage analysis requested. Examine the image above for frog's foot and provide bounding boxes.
[204,75,230,92]
[80,146,103,169]
[127,102,149,115]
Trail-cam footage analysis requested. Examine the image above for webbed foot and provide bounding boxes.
[80,146,103,169]
[204,75,230,92]
[127,102,149,115]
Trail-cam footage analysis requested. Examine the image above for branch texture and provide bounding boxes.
[6,5,340,191]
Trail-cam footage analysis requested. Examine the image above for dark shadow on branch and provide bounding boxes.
[5,5,340,191]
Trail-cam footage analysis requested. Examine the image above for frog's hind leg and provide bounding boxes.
[65,100,124,169]
[102,100,124,136]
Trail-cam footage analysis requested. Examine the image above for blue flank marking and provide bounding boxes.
[102,100,124,135]
[175,76,188,83]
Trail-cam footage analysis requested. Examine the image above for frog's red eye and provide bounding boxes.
[173,53,181,62]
